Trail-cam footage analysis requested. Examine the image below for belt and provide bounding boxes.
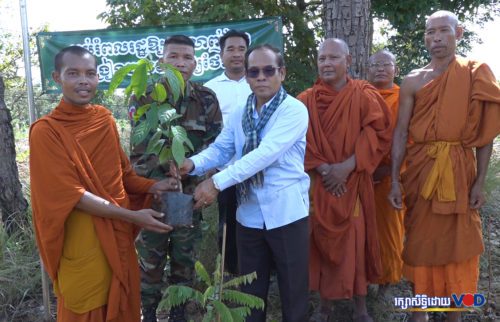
[420,141,461,202]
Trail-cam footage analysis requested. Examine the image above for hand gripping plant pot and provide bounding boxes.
[108,58,194,226]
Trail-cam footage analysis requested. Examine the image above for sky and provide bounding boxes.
[1,0,499,78]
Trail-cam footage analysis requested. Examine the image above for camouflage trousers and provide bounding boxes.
[136,210,202,310]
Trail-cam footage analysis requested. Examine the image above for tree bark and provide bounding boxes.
[322,0,373,79]
[0,76,28,235]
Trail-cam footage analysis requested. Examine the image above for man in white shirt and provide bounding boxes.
[204,30,252,275]
[180,44,310,322]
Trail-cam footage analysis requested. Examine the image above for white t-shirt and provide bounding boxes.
[204,72,252,126]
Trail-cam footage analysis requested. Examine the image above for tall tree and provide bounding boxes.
[322,0,372,79]
[0,76,28,235]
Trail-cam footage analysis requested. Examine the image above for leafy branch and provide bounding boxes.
[159,255,264,322]
[107,58,193,168]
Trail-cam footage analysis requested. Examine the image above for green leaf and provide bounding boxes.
[151,82,167,102]
[133,103,151,122]
[146,130,164,155]
[107,63,137,94]
[131,121,150,146]
[229,307,252,322]
[158,104,182,126]
[212,300,233,322]
[158,146,173,165]
[222,290,265,310]
[171,125,194,154]
[195,261,212,286]
[172,136,185,167]
[160,63,185,103]
[159,285,197,310]
[146,103,159,132]
[203,286,215,305]
[222,271,258,289]
[130,62,148,99]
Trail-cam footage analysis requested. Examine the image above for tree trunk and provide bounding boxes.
[0,76,28,235]
[322,0,373,79]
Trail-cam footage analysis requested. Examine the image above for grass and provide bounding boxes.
[0,213,44,322]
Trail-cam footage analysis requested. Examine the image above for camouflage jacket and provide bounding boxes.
[129,80,222,194]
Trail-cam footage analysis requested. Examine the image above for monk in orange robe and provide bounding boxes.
[367,50,405,293]
[389,11,500,322]
[298,38,392,321]
[29,46,175,322]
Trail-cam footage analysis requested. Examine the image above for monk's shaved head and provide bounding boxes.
[369,49,396,64]
[317,38,352,90]
[426,10,459,29]
[320,38,350,56]
[367,50,397,90]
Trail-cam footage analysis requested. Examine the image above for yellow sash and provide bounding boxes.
[54,209,112,313]
[420,141,460,202]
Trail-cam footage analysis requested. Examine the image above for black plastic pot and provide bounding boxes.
[159,191,193,227]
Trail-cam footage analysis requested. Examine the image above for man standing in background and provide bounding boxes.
[130,35,221,322]
[204,29,252,275]
[389,10,500,322]
[299,38,392,321]
[367,50,405,296]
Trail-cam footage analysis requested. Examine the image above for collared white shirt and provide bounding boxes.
[190,95,310,230]
[204,72,252,126]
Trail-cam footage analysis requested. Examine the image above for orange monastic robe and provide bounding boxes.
[298,78,392,299]
[401,57,500,296]
[30,100,155,322]
[374,85,405,285]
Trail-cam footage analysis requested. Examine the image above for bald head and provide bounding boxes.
[424,10,463,59]
[369,50,396,65]
[317,38,351,90]
[426,10,459,29]
[320,38,350,56]
[367,50,397,89]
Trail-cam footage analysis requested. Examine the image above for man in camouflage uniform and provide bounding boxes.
[129,35,222,322]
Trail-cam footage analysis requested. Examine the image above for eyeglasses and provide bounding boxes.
[246,66,281,78]
[368,62,395,69]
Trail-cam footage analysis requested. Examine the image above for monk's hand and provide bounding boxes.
[133,209,173,233]
[193,178,219,209]
[149,177,179,199]
[322,162,353,193]
[388,181,403,209]
[331,183,347,197]
[373,165,390,184]
[469,181,486,209]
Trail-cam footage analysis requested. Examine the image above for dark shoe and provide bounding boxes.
[168,305,187,322]
[142,307,157,322]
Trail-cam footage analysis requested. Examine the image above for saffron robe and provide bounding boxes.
[373,85,405,284]
[401,57,500,296]
[30,99,155,321]
[298,78,392,299]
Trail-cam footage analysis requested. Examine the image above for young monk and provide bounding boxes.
[367,50,405,296]
[298,38,392,322]
[389,10,500,322]
[29,46,175,322]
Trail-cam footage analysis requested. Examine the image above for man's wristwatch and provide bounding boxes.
[212,177,221,191]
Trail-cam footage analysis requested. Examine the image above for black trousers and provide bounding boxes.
[217,185,238,274]
[237,217,309,322]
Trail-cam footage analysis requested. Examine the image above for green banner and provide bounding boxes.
[37,17,283,93]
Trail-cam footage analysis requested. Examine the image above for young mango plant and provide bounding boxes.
[159,255,265,322]
[107,58,193,168]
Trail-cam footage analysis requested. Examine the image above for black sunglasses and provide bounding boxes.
[246,66,281,78]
